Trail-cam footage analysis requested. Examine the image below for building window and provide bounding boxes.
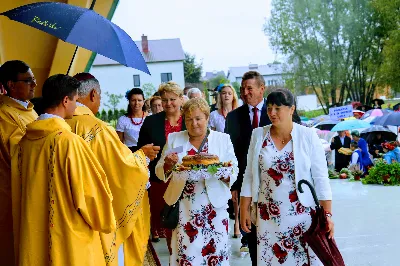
[133,75,140,87]
[161,73,172,83]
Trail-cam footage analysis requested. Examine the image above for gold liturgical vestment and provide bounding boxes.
[15,117,116,266]
[0,95,37,264]
[66,105,150,265]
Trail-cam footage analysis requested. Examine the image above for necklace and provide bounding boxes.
[221,109,227,119]
[130,112,144,125]
[271,129,291,144]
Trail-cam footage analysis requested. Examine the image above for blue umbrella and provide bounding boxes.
[372,112,400,126]
[331,119,371,132]
[0,1,150,75]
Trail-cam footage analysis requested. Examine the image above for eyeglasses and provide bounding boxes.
[14,78,36,85]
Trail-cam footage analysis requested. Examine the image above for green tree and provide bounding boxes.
[373,0,400,90]
[266,0,386,112]
[113,109,120,121]
[104,92,123,112]
[142,83,156,99]
[208,75,230,91]
[100,109,107,121]
[107,110,113,122]
[119,108,126,118]
[231,81,241,97]
[95,109,102,119]
[184,52,203,83]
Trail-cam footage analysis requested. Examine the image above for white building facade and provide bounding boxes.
[227,63,289,86]
[90,36,185,110]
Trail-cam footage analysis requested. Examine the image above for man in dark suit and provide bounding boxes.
[330,130,351,172]
[225,71,271,265]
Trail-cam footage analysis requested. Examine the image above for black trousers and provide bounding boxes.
[240,221,257,265]
[248,223,257,266]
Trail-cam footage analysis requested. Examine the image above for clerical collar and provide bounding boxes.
[38,113,64,121]
[76,102,86,107]
[8,96,29,109]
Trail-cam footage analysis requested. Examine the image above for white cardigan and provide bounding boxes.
[241,123,332,207]
[156,130,238,208]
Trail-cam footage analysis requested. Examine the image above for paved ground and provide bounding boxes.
[121,180,400,265]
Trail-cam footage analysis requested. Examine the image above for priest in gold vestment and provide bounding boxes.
[0,60,38,265]
[14,74,116,266]
[66,73,159,265]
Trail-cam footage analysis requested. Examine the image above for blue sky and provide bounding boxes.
[112,0,279,74]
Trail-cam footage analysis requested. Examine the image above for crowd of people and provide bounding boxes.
[0,59,335,266]
[329,129,400,174]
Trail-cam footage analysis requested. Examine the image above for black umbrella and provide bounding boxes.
[357,105,373,112]
[298,180,345,266]
[360,126,397,142]
[372,98,385,106]
[314,120,340,131]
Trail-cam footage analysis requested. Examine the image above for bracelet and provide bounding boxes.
[324,210,332,218]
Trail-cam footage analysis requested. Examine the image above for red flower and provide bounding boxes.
[268,202,280,216]
[184,222,198,243]
[179,259,192,266]
[293,225,302,236]
[194,214,205,227]
[207,255,219,266]
[208,209,216,222]
[288,152,294,161]
[203,204,212,215]
[272,243,288,263]
[258,203,270,220]
[278,162,290,172]
[184,183,195,194]
[222,219,229,233]
[201,238,216,256]
[289,190,298,203]
[296,202,305,214]
[282,238,294,250]
[262,139,268,148]
[267,168,283,181]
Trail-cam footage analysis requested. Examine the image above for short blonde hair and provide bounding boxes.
[150,95,161,106]
[157,81,183,97]
[182,98,210,119]
[216,84,239,110]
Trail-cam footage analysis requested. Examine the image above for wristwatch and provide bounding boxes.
[325,211,333,218]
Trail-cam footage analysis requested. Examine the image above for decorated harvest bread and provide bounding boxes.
[182,153,220,167]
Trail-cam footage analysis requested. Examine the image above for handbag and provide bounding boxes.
[160,129,211,229]
[161,202,180,229]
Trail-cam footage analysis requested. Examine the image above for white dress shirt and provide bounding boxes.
[37,113,64,121]
[9,96,29,109]
[339,136,345,146]
[247,100,264,127]
[351,152,359,165]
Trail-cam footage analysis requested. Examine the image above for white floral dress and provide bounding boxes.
[256,131,322,266]
[170,142,229,266]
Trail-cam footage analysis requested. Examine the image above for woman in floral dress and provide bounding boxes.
[156,98,238,266]
[138,82,186,247]
[240,89,334,265]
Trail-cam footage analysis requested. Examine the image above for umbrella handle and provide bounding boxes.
[298,180,320,206]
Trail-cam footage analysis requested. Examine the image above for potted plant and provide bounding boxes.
[348,164,363,181]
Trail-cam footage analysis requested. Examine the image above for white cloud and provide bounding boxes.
[111,0,277,74]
